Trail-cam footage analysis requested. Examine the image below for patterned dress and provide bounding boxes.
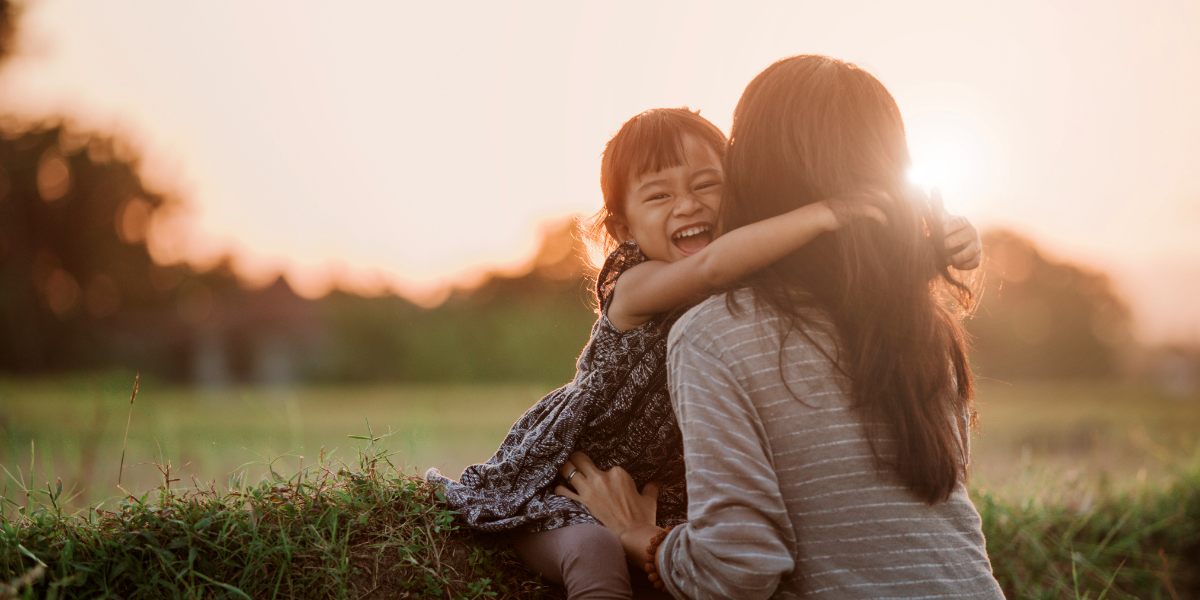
[426,241,687,532]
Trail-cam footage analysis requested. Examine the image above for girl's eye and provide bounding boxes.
[696,181,721,191]
[646,193,670,202]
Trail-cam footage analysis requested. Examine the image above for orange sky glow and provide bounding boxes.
[1,0,1198,342]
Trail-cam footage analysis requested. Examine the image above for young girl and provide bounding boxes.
[426,108,981,599]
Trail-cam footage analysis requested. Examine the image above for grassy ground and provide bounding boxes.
[2,376,1199,597]
[2,422,1198,600]
[969,379,1200,494]
[0,376,555,509]
[2,434,565,600]
[1,376,1197,508]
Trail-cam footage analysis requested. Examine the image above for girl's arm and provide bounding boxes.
[607,200,882,331]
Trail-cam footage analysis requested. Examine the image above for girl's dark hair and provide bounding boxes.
[721,55,976,503]
[583,108,728,270]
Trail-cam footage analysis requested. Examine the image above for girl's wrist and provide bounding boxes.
[804,200,840,231]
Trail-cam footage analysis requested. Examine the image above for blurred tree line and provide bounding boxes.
[316,229,597,383]
[0,118,596,384]
[0,0,1142,385]
[0,114,1137,385]
[0,0,597,385]
[964,230,1133,379]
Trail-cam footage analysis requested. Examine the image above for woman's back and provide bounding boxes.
[658,291,1003,599]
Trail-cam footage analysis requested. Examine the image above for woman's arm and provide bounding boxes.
[607,200,882,330]
[562,336,796,600]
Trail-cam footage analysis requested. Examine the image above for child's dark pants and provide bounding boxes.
[513,523,632,599]
[512,523,676,600]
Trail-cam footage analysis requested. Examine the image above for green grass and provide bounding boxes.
[3,376,1197,510]
[1,431,1196,599]
[2,431,563,599]
[977,466,1200,598]
[0,375,552,510]
[969,379,1200,497]
[2,376,1199,598]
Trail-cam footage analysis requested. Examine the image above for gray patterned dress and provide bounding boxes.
[426,241,687,532]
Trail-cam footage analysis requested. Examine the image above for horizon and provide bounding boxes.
[1,0,1197,342]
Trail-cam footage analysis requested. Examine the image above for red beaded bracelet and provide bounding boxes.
[643,525,676,591]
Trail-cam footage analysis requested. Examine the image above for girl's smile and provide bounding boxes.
[611,134,723,263]
[670,222,714,256]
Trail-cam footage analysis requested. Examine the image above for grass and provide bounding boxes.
[1,433,1196,599]
[0,375,552,509]
[3,375,1197,509]
[969,379,1200,495]
[976,465,1200,598]
[1,376,1199,598]
[2,427,563,600]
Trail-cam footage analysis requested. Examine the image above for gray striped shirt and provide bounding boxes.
[657,292,1003,600]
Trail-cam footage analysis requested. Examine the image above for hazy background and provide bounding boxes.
[1,0,1198,339]
[0,0,1198,507]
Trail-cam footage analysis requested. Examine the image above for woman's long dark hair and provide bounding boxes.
[721,55,976,503]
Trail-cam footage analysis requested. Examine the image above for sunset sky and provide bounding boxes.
[1,0,1197,342]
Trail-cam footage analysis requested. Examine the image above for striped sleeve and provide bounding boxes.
[657,334,796,600]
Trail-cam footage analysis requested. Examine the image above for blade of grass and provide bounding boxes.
[1095,559,1125,600]
[28,439,33,513]
[118,373,139,490]
[191,571,253,600]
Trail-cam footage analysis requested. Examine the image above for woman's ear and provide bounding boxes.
[604,214,633,244]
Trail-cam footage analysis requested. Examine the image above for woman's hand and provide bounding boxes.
[554,451,663,568]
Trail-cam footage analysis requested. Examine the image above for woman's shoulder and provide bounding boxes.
[668,289,833,356]
[668,290,759,353]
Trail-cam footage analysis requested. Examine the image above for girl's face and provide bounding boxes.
[609,135,723,263]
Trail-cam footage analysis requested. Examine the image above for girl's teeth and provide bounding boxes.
[675,226,709,240]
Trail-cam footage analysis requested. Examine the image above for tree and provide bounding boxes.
[317,218,597,384]
[0,124,181,372]
[966,229,1133,378]
[0,0,17,67]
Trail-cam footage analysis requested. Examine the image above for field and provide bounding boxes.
[2,375,1200,598]
[2,375,1198,512]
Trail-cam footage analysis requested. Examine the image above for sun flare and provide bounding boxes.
[908,140,969,194]
[897,83,1003,213]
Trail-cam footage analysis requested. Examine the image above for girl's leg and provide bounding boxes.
[512,523,632,600]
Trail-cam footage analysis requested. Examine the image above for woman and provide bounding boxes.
[556,55,1005,599]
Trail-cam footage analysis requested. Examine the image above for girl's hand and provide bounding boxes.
[942,213,982,270]
[930,188,982,270]
[553,451,663,567]
[822,189,891,230]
